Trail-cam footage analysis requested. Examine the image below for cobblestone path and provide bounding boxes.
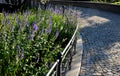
[77,7,120,76]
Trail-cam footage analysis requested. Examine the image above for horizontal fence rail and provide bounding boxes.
[46,23,78,76]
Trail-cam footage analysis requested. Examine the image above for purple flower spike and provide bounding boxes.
[2,9,5,13]
[20,25,24,31]
[18,20,24,31]
[37,57,39,63]
[4,13,8,17]
[30,31,35,40]
[55,30,59,38]
[49,16,52,27]
[46,27,52,34]
[16,15,19,22]
[2,20,5,25]
[10,25,14,32]
[42,28,44,34]
[7,19,10,25]
[33,23,39,31]
[54,6,61,14]
[20,49,24,60]
[18,20,22,25]
[50,21,52,27]
[38,5,41,10]
[17,45,21,53]
[37,55,40,63]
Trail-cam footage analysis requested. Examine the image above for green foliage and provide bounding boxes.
[91,0,120,3]
[5,0,22,5]
[0,6,76,76]
[113,1,120,4]
[91,0,120,5]
[41,0,49,4]
[0,13,3,29]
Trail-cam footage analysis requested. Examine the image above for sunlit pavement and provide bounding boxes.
[66,7,120,76]
[78,7,120,76]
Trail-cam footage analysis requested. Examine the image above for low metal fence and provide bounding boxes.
[45,3,79,75]
[46,21,78,76]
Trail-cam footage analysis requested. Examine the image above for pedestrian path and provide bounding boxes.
[77,7,120,76]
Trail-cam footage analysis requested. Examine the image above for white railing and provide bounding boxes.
[46,18,78,76]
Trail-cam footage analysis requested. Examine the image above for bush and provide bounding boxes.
[0,5,76,76]
[113,1,120,4]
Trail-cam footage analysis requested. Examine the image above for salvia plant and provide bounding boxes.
[0,4,77,76]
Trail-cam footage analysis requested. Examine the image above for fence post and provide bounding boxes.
[62,5,65,15]
[73,36,77,55]
[57,52,62,76]
[68,47,72,70]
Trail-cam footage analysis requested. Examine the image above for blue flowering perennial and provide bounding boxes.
[33,23,39,32]
[55,30,59,38]
[17,45,21,53]
[20,49,24,60]
[0,5,76,76]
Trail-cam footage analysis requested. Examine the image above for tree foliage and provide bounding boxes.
[91,0,120,2]
[5,0,22,5]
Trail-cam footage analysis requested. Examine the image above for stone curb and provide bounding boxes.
[66,35,83,76]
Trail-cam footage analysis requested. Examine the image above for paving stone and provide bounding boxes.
[77,7,120,76]
[92,73,102,76]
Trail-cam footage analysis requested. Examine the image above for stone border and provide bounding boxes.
[49,1,120,14]
[66,35,83,76]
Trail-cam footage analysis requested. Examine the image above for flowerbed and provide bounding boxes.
[0,6,76,76]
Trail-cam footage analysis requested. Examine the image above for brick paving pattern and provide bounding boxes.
[77,7,120,76]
